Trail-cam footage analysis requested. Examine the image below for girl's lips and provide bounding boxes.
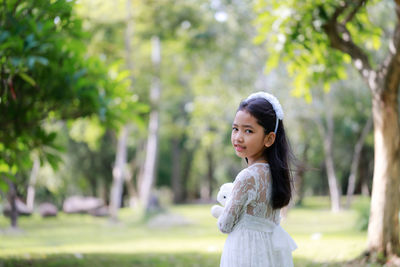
[234,145,245,152]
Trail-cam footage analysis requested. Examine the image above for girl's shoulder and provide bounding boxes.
[247,163,270,175]
[247,162,270,170]
[236,163,270,181]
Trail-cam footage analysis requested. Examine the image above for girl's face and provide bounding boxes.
[231,110,272,165]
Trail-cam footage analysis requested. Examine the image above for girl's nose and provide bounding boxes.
[235,132,244,142]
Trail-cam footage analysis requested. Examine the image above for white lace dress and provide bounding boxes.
[217,163,297,267]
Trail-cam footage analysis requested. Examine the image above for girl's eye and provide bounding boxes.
[232,127,238,131]
[245,129,253,133]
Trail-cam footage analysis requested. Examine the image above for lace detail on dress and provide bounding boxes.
[217,163,280,234]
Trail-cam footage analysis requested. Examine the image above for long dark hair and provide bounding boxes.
[238,97,294,209]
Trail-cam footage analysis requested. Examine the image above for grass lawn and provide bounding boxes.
[0,196,377,266]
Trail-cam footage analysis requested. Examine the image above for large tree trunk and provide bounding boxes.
[346,116,372,208]
[26,155,40,211]
[322,0,400,256]
[366,3,400,256]
[109,126,129,221]
[139,36,161,210]
[367,88,400,256]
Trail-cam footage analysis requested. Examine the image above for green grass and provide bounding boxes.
[0,196,377,266]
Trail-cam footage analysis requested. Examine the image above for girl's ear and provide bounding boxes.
[264,132,276,148]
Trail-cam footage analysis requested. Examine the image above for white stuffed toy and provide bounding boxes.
[211,182,234,218]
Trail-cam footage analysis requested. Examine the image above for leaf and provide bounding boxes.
[343,54,351,64]
[46,152,61,171]
[0,163,10,173]
[372,36,381,50]
[265,53,280,73]
[323,82,330,93]
[46,132,57,143]
[18,72,36,86]
[10,165,18,174]
[253,34,266,45]
[0,179,9,193]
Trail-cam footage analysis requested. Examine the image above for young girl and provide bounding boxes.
[217,91,297,267]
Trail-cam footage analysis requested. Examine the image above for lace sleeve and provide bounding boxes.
[217,169,256,234]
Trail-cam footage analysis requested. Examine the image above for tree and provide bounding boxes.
[316,91,341,212]
[138,36,162,211]
[345,116,372,208]
[0,0,132,227]
[255,0,400,259]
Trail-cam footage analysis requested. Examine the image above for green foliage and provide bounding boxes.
[0,0,97,189]
[254,0,385,101]
[0,0,146,194]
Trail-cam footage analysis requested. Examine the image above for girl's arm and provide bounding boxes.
[217,170,256,233]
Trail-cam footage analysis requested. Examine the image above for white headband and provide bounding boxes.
[246,91,284,134]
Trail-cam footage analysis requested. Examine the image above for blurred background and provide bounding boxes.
[0,0,398,266]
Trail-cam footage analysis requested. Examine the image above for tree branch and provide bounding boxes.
[378,1,400,94]
[343,0,368,25]
[322,2,373,86]
[331,2,348,22]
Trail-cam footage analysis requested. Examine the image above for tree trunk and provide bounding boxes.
[110,0,135,213]
[171,138,184,203]
[321,0,400,257]
[367,88,400,256]
[26,155,40,211]
[346,117,372,208]
[323,142,341,212]
[139,36,161,210]
[318,94,341,212]
[201,149,214,201]
[125,168,138,209]
[294,142,309,206]
[125,143,142,209]
[139,110,160,209]
[109,126,128,221]
[360,156,370,196]
[181,144,196,201]
[356,151,371,196]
